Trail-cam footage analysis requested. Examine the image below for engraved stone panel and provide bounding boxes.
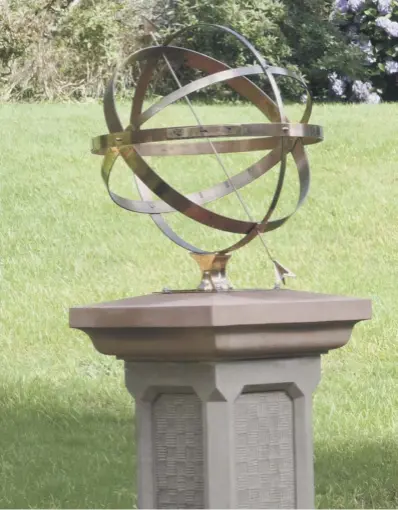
[235,391,295,509]
[153,393,204,509]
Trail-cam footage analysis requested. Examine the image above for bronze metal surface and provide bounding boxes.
[191,253,232,292]
[91,23,324,290]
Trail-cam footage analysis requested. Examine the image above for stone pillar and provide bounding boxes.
[70,290,371,509]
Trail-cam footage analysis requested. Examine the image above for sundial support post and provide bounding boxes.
[190,252,232,292]
[70,290,371,509]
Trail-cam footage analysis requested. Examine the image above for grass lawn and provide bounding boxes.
[1,99,398,508]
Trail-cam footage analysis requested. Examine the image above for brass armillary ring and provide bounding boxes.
[92,23,324,291]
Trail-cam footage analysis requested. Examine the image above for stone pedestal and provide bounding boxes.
[70,290,371,509]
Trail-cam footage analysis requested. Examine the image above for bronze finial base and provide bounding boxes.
[190,252,232,292]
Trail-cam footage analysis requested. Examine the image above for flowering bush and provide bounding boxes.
[332,0,398,102]
[280,0,367,100]
[160,0,365,102]
[0,0,387,102]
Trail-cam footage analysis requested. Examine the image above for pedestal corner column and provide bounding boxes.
[70,289,371,509]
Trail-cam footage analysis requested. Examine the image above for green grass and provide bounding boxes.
[1,100,398,508]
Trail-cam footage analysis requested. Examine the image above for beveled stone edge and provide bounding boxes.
[76,320,362,362]
[69,296,372,329]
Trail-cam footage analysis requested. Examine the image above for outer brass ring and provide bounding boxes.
[92,123,323,155]
[95,26,320,254]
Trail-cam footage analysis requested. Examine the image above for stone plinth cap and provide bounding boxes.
[69,290,371,361]
[70,289,371,328]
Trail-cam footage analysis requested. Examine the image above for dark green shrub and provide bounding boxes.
[0,0,366,101]
[281,0,367,99]
[156,0,366,101]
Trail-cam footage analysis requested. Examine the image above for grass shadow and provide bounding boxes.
[315,438,398,508]
[0,385,136,509]
[2,380,398,509]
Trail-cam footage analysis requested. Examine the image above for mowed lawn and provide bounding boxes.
[1,100,398,508]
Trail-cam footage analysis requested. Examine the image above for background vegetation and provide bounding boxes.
[0,0,144,100]
[330,0,398,103]
[0,0,378,101]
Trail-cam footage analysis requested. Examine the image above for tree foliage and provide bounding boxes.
[158,0,366,100]
[0,0,141,100]
[0,0,368,101]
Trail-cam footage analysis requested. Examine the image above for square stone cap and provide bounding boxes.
[70,289,372,329]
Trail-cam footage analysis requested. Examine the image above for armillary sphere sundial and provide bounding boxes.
[91,22,324,292]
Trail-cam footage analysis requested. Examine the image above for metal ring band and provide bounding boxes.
[92,122,323,155]
[125,46,312,253]
[98,30,314,251]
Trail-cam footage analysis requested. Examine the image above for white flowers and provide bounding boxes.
[328,75,381,103]
[351,80,381,103]
[334,0,365,12]
[376,0,392,15]
[331,0,398,103]
[352,80,373,100]
[348,0,365,12]
[385,58,398,73]
[334,0,349,13]
[329,72,347,97]
[355,38,376,64]
[367,92,382,103]
[375,17,398,37]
